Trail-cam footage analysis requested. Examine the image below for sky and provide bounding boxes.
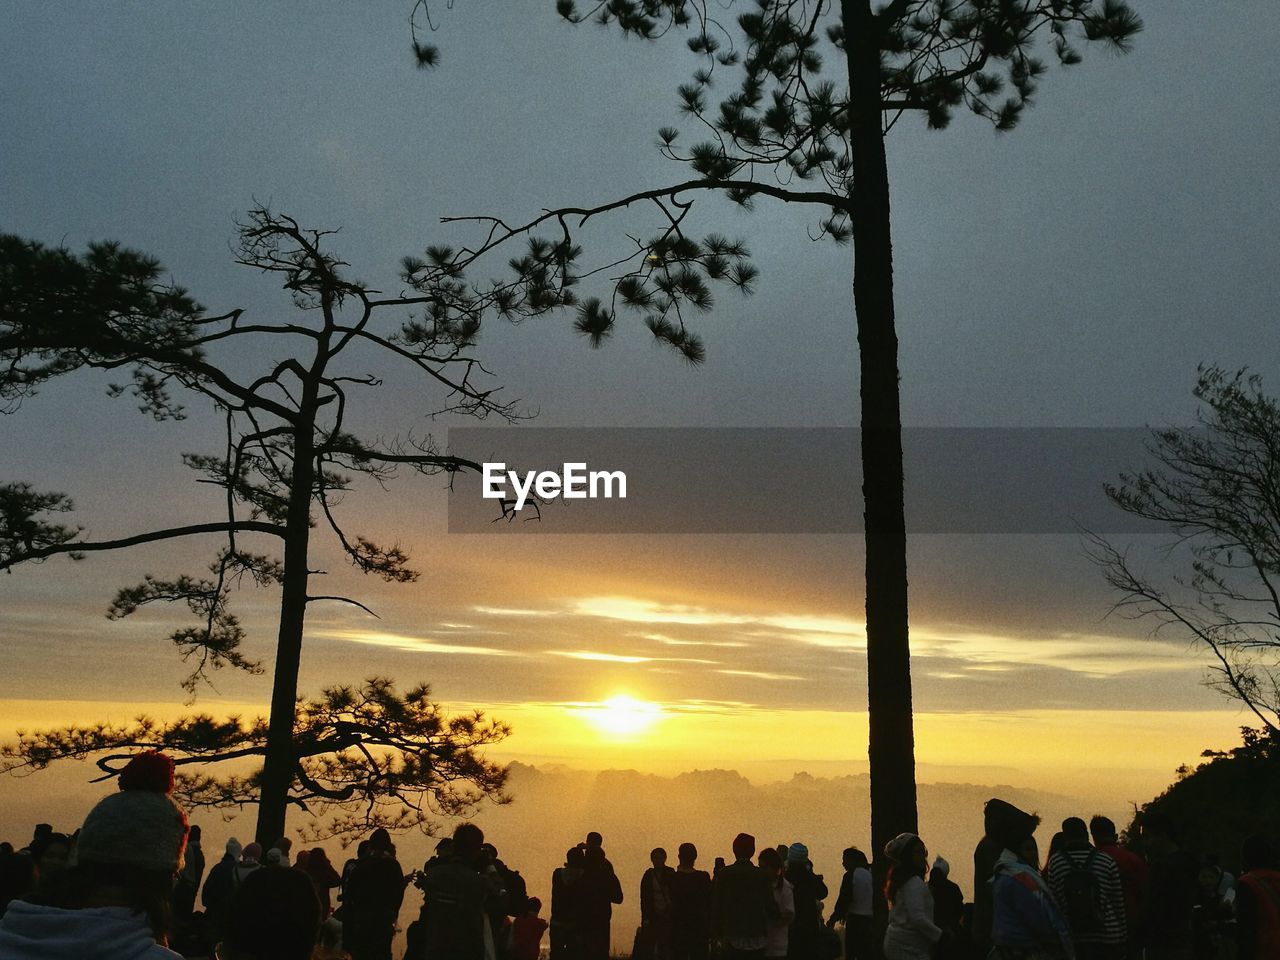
[2,1,1280,842]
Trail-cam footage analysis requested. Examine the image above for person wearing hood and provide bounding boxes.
[989,834,1074,960]
[882,833,942,960]
[927,857,965,959]
[974,798,1042,954]
[0,750,188,959]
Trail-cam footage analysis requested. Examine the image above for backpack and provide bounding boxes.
[1060,851,1103,935]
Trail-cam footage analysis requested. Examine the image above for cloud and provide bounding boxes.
[719,669,806,682]
[641,633,748,649]
[473,605,556,618]
[547,650,719,666]
[314,629,519,657]
[572,597,753,626]
[547,650,655,663]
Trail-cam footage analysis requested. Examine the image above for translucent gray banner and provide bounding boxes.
[445,428,1172,534]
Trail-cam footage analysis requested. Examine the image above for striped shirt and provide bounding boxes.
[1046,848,1128,945]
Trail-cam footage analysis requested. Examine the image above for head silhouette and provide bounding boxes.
[453,823,484,859]
[1089,815,1118,846]
[220,865,321,960]
[732,833,756,861]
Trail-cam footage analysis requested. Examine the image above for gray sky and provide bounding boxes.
[2,3,1278,793]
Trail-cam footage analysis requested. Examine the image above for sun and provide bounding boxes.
[584,695,663,737]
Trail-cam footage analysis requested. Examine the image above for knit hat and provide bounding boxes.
[932,856,950,878]
[787,842,808,864]
[265,848,284,867]
[884,832,920,863]
[241,842,263,864]
[76,751,188,873]
[225,837,243,860]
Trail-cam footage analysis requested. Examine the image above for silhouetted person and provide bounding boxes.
[669,842,712,960]
[302,847,342,919]
[1190,857,1234,960]
[343,827,405,960]
[828,847,873,960]
[551,845,587,960]
[0,752,188,959]
[758,847,794,960]
[236,841,263,888]
[639,846,675,959]
[1090,815,1147,960]
[973,798,1041,954]
[202,836,242,941]
[927,857,965,959]
[580,843,623,960]
[339,838,371,907]
[1235,834,1280,960]
[512,895,549,960]
[0,850,35,920]
[32,832,71,895]
[711,832,772,959]
[20,825,51,860]
[482,840,529,954]
[1046,816,1127,959]
[989,834,1072,958]
[783,842,826,959]
[882,833,941,960]
[416,822,497,960]
[171,824,203,927]
[1139,812,1197,960]
[216,863,321,960]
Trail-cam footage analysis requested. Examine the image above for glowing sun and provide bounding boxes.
[585,695,663,736]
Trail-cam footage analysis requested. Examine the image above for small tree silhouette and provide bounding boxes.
[1092,366,1280,739]
[0,678,510,842]
[0,207,588,842]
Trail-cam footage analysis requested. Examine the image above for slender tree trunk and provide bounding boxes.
[842,0,919,939]
[255,418,316,845]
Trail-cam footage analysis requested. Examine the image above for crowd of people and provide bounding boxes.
[0,753,1276,960]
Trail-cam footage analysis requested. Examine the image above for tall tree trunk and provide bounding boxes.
[842,0,919,938]
[255,420,315,845]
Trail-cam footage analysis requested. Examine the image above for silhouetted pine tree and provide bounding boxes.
[413,0,1142,906]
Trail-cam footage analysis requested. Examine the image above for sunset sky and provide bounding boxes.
[2,2,1279,829]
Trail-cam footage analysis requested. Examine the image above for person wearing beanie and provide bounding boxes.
[0,750,187,959]
[883,833,943,960]
[783,840,827,960]
[927,857,965,959]
[234,842,263,891]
